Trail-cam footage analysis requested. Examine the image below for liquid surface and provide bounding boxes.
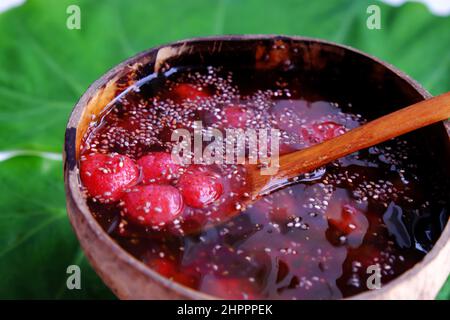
[80,66,449,299]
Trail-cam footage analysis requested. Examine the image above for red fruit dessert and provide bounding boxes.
[137,152,182,184]
[177,166,224,208]
[80,153,138,202]
[123,184,184,226]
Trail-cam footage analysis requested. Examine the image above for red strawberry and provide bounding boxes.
[173,83,209,101]
[123,184,184,226]
[302,121,346,144]
[80,153,138,202]
[177,166,223,208]
[137,152,182,184]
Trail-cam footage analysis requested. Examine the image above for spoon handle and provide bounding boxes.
[275,92,450,181]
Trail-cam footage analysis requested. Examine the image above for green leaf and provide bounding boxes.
[0,0,449,152]
[0,156,113,299]
[0,0,448,299]
[436,276,450,300]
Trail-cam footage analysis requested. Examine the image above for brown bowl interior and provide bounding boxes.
[64,35,450,299]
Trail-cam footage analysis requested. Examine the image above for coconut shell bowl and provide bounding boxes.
[64,35,450,300]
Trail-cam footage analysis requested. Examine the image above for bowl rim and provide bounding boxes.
[64,34,450,300]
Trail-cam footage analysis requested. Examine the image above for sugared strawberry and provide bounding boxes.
[177,166,223,208]
[80,153,138,202]
[123,184,184,226]
[173,83,209,101]
[301,121,346,144]
[137,152,182,184]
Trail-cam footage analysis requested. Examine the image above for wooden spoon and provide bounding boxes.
[173,92,450,236]
[248,91,450,197]
[184,92,450,235]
